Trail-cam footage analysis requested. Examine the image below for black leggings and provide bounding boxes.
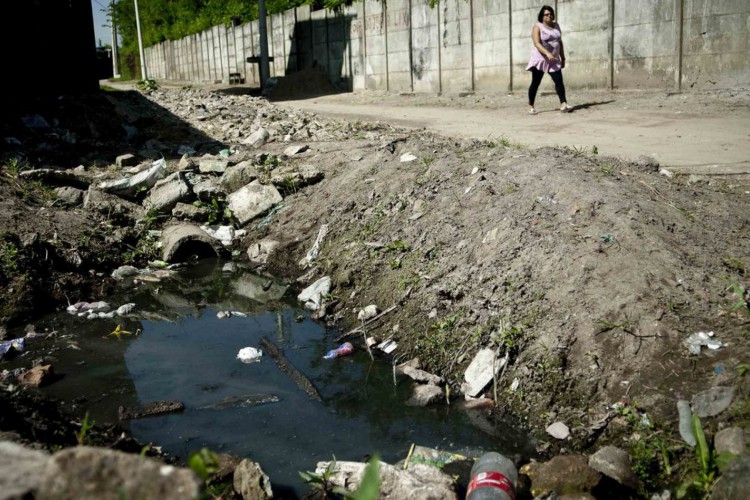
[528,68,567,106]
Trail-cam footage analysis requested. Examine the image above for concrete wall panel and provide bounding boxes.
[440,0,472,92]
[145,0,750,93]
[473,0,510,92]
[411,0,439,93]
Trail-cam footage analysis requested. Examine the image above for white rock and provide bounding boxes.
[546,421,571,440]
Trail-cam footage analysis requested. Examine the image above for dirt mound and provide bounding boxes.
[266,65,340,100]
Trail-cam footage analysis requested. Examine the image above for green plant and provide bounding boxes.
[722,257,746,275]
[491,316,524,356]
[726,282,749,317]
[193,197,234,225]
[188,448,220,482]
[592,145,599,155]
[601,164,615,176]
[278,174,301,194]
[420,156,435,167]
[1,158,29,179]
[76,411,95,445]
[136,79,159,91]
[0,239,20,274]
[299,457,346,497]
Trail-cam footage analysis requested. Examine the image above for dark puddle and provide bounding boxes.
[7,259,534,497]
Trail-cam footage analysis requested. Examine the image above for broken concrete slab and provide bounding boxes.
[242,128,270,148]
[692,386,736,418]
[406,384,445,406]
[144,172,192,213]
[199,158,230,174]
[227,180,283,227]
[462,348,502,398]
[98,158,166,198]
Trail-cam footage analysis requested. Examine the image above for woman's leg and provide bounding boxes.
[549,70,568,105]
[528,68,544,109]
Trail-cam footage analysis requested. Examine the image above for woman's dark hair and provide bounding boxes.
[537,5,555,23]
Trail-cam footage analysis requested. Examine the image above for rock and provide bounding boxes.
[54,186,84,206]
[635,155,659,172]
[711,454,750,500]
[17,364,55,387]
[84,186,145,220]
[116,153,138,167]
[192,177,225,201]
[111,265,139,280]
[400,153,417,162]
[396,364,444,385]
[463,348,502,398]
[172,202,210,221]
[177,155,197,171]
[0,440,49,499]
[588,446,639,490]
[406,384,445,406]
[317,460,457,499]
[220,161,258,193]
[546,421,570,440]
[198,158,229,174]
[233,458,273,499]
[227,180,283,227]
[118,400,185,420]
[160,223,230,262]
[247,239,280,265]
[144,172,192,213]
[283,144,309,156]
[357,305,379,321]
[520,455,601,497]
[243,128,270,148]
[691,386,735,417]
[714,427,746,455]
[37,446,201,499]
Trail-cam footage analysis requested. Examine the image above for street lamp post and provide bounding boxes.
[257,0,270,91]
[110,0,121,78]
[134,0,148,80]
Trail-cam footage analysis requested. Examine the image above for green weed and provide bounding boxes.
[76,411,95,445]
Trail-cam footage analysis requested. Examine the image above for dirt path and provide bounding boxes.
[275,89,750,174]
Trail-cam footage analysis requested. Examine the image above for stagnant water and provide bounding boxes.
[8,259,534,497]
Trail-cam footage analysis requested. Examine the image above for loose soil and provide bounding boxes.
[1,80,750,496]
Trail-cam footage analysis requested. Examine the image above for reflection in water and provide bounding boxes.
[28,259,532,497]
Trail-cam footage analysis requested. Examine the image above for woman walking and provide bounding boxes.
[526,5,571,114]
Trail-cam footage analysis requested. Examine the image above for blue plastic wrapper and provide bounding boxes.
[0,338,25,359]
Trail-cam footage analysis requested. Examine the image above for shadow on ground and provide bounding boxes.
[0,88,227,169]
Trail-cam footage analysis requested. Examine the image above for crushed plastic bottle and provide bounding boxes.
[323,342,354,360]
[466,452,517,500]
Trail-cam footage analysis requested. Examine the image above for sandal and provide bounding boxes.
[528,108,538,115]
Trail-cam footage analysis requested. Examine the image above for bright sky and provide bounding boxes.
[91,0,112,46]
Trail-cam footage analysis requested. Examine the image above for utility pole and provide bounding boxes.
[134,0,148,80]
[257,0,270,91]
[110,0,121,78]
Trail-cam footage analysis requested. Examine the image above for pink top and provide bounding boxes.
[526,22,562,73]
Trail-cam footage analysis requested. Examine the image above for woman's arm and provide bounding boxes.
[532,25,555,59]
[559,38,566,68]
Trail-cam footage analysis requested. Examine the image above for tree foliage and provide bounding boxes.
[110,0,356,79]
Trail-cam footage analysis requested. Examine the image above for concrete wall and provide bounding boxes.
[144,0,750,92]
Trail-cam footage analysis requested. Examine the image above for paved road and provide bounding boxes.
[275,91,750,175]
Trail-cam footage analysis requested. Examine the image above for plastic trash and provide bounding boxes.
[677,400,696,447]
[237,347,262,363]
[324,342,354,360]
[467,452,518,500]
[0,338,25,359]
[377,339,397,354]
[684,331,723,355]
